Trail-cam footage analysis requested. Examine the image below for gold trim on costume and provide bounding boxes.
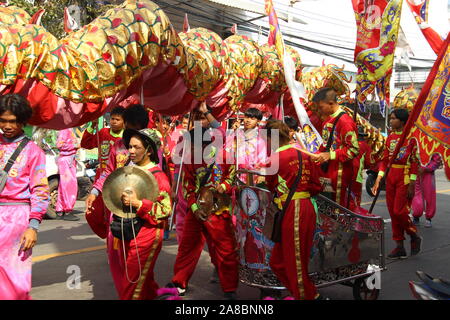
[294,199,305,299]
[336,162,343,205]
[132,227,162,300]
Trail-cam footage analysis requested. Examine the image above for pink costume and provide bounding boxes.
[225,128,268,184]
[0,134,49,299]
[412,153,442,220]
[55,128,79,213]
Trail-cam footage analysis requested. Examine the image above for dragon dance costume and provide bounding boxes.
[265,145,322,300]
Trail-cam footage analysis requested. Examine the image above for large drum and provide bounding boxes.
[235,185,284,289]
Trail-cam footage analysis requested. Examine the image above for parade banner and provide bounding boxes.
[408,34,450,179]
[265,0,323,152]
[352,0,403,114]
[405,0,444,55]
[389,33,449,180]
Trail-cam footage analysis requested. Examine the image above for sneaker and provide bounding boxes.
[55,212,65,220]
[413,217,420,225]
[63,212,80,221]
[165,282,186,296]
[387,247,408,260]
[224,291,237,300]
[411,236,423,256]
[209,268,219,283]
[424,219,432,228]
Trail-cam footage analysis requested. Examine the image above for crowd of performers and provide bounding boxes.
[0,86,437,300]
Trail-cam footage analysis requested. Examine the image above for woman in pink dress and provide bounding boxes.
[0,94,49,299]
[55,128,80,221]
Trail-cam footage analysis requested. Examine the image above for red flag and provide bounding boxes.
[352,0,403,114]
[183,13,190,32]
[390,33,450,179]
[405,0,444,54]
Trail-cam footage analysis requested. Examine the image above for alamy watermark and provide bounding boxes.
[66,265,81,290]
[170,122,281,175]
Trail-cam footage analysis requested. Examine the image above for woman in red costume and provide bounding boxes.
[114,128,172,299]
[264,120,323,300]
[372,108,422,259]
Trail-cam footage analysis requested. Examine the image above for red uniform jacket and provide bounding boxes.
[266,145,322,206]
[378,131,419,181]
[81,127,123,175]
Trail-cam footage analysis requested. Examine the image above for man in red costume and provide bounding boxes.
[167,127,239,300]
[312,88,359,208]
[372,108,422,259]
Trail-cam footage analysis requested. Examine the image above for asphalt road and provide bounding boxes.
[30,169,450,300]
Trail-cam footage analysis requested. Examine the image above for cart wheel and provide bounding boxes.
[353,277,380,300]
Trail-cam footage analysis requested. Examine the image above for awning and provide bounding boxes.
[205,0,307,24]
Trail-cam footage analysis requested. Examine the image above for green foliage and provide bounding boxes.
[7,0,118,39]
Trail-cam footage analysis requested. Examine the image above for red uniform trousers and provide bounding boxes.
[86,194,109,239]
[269,198,318,300]
[351,181,362,208]
[115,225,163,300]
[172,210,239,293]
[325,160,354,208]
[385,167,418,241]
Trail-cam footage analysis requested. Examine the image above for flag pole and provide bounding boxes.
[369,34,449,213]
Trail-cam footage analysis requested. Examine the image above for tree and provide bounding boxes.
[8,0,118,38]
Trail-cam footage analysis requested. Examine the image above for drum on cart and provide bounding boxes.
[234,180,386,300]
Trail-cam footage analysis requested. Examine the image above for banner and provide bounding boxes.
[352,0,403,114]
[264,0,322,152]
[408,34,450,179]
[406,0,444,54]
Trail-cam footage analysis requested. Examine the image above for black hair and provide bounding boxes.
[264,119,291,145]
[244,107,263,121]
[0,94,33,125]
[312,87,337,103]
[126,132,159,164]
[123,104,149,129]
[183,114,190,119]
[110,106,125,117]
[391,108,409,125]
[187,127,213,146]
[162,115,171,124]
[284,116,298,131]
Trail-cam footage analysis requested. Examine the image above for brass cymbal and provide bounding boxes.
[103,166,158,218]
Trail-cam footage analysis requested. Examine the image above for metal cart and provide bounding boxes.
[235,183,386,300]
